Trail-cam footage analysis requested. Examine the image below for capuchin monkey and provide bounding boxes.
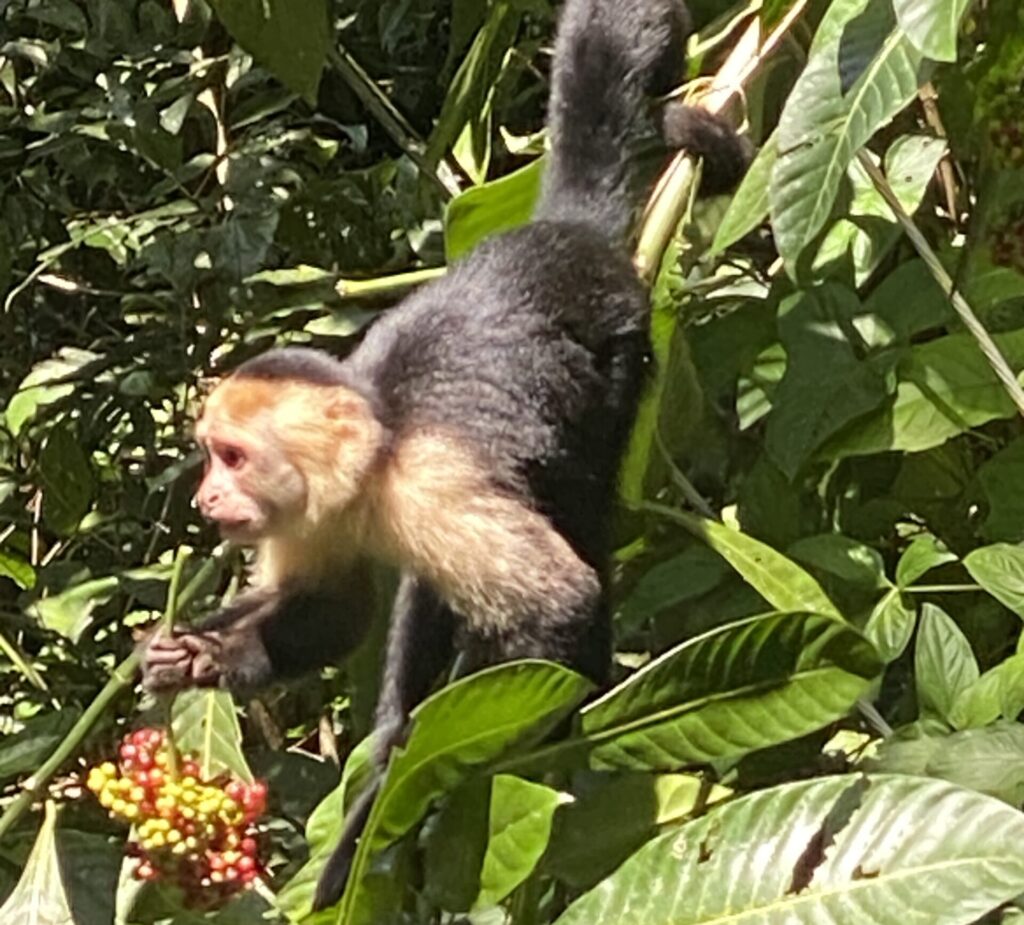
[143,0,748,909]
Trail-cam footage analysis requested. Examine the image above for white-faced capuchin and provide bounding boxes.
[142,0,749,909]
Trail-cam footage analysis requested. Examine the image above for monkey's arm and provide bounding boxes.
[142,582,373,694]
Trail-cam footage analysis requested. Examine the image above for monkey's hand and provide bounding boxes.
[139,593,276,694]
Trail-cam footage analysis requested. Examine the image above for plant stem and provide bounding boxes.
[858,151,1024,418]
[161,548,192,781]
[0,553,220,843]
[335,266,446,300]
[904,583,983,594]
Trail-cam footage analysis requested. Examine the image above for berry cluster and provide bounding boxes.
[86,728,267,906]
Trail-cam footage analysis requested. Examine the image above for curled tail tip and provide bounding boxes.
[661,103,753,195]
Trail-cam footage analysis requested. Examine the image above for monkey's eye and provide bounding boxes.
[218,445,247,470]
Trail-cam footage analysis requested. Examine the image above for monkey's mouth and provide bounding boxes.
[214,518,261,543]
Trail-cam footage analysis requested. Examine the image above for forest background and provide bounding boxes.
[4,0,1024,923]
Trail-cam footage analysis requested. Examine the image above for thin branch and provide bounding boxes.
[858,150,1024,419]
[329,47,463,200]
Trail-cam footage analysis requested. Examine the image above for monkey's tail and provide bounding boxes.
[534,0,749,238]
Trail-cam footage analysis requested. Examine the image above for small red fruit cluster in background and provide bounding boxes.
[86,727,267,907]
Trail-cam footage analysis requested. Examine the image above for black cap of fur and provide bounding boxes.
[233,347,348,385]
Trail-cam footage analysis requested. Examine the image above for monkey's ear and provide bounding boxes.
[324,387,367,423]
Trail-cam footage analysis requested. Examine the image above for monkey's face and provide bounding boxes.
[193,374,385,543]
[194,425,308,543]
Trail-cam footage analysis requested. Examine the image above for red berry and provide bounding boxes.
[237,856,255,873]
[120,743,138,761]
[241,837,258,856]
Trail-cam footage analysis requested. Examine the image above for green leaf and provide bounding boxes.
[5,348,97,437]
[336,662,591,925]
[27,575,119,641]
[710,131,777,254]
[925,723,1024,804]
[210,0,327,102]
[821,329,1024,459]
[766,286,891,477]
[965,544,1024,618]
[581,612,881,770]
[38,424,94,535]
[616,547,730,634]
[896,534,957,587]
[0,550,36,590]
[554,774,1024,925]
[0,710,81,784]
[648,505,841,618]
[277,738,373,921]
[813,135,948,283]
[546,773,731,890]
[0,802,73,924]
[915,603,979,722]
[860,259,955,347]
[950,655,1024,730]
[788,534,888,590]
[444,158,542,261]
[864,588,917,662]
[893,0,971,62]
[171,689,253,783]
[979,439,1024,542]
[428,0,521,172]
[770,0,927,268]
[475,775,563,910]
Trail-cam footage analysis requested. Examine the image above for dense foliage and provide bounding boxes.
[4,0,1024,922]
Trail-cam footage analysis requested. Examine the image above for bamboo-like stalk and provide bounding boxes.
[634,0,811,280]
[330,47,463,200]
[857,150,1024,419]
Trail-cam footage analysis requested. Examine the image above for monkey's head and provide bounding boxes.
[194,349,386,543]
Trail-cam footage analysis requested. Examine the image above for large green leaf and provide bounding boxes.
[335,661,591,925]
[554,775,1024,925]
[765,286,891,477]
[38,424,94,535]
[894,0,972,62]
[648,505,841,618]
[475,775,563,910]
[0,710,81,785]
[873,722,1024,805]
[979,438,1024,542]
[915,603,979,723]
[546,773,731,890]
[210,0,327,102]
[770,0,927,268]
[171,689,253,783]
[964,543,1024,618]
[444,159,542,261]
[581,611,881,770]
[821,329,1024,459]
[27,575,119,642]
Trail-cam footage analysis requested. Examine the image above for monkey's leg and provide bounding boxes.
[141,578,374,694]
[312,574,455,912]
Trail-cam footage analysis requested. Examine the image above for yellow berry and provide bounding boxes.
[149,831,166,848]
[123,804,140,821]
[129,787,146,803]
[99,790,116,809]
[181,776,197,789]
[111,799,128,816]
[171,841,188,856]
[164,782,182,799]
[100,762,117,777]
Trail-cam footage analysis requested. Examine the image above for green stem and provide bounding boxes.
[0,553,220,843]
[335,266,445,300]
[904,584,983,594]
[858,150,1024,418]
[161,548,192,780]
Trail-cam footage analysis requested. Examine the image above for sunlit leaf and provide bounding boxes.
[554,775,1024,925]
